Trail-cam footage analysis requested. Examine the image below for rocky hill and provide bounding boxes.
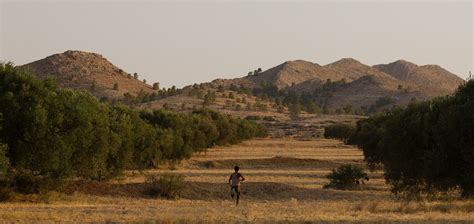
[208,58,464,111]
[374,60,464,97]
[21,50,156,99]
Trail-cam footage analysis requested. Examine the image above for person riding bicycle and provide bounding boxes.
[228,166,245,204]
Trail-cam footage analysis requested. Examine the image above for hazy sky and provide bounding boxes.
[1,0,473,88]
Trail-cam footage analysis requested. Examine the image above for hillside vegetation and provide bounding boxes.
[209,58,463,115]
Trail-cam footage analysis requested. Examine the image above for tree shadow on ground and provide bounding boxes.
[182,181,389,201]
[197,156,364,169]
[64,180,389,202]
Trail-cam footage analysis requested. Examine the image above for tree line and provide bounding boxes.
[0,63,267,189]
[348,80,474,198]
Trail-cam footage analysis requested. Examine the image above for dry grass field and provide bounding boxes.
[1,138,473,223]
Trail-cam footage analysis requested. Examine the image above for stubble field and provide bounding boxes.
[0,138,473,223]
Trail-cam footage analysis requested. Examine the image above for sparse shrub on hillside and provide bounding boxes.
[235,104,242,111]
[113,83,119,90]
[152,82,160,90]
[277,105,285,113]
[324,165,369,190]
[245,115,261,121]
[289,103,302,120]
[245,103,251,111]
[223,100,232,109]
[349,80,474,198]
[229,84,238,92]
[324,123,355,142]
[133,73,138,79]
[343,105,353,114]
[247,68,262,76]
[255,99,268,111]
[306,102,321,114]
[367,96,395,114]
[91,80,96,91]
[263,116,276,122]
[217,85,224,92]
[246,74,408,115]
[145,173,186,199]
[203,90,216,106]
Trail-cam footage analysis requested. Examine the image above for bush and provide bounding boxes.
[203,161,217,168]
[324,123,355,142]
[262,116,276,122]
[245,115,261,121]
[367,96,396,114]
[0,187,13,202]
[145,173,186,199]
[324,165,369,190]
[12,173,63,194]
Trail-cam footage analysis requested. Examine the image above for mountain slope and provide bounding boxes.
[289,58,406,93]
[21,50,155,99]
[374,60,464,96]
[247,60,347,89]
[324,58,385,80]
[206,58,463,112]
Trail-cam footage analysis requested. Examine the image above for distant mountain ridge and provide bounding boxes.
[242,58,462,93]
[19,50,465,113]
[210,58,464,110]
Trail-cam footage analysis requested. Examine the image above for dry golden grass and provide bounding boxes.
[0,138,473,223]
